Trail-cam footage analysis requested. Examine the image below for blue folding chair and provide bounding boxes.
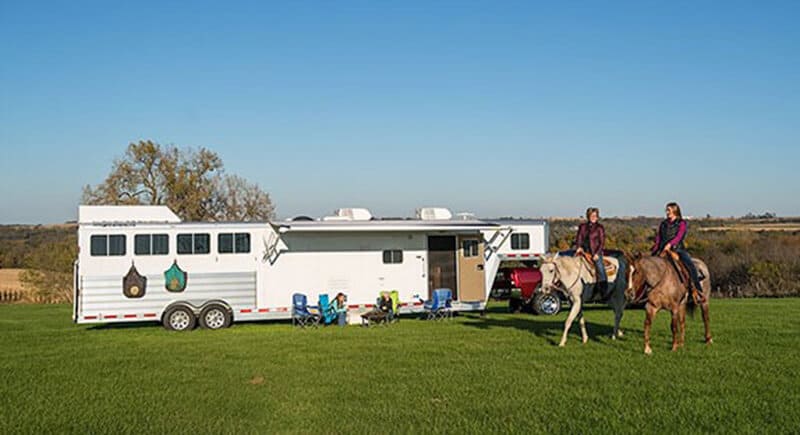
[424,288,453,320]
[292,293,320,328]
[318,293,338,325]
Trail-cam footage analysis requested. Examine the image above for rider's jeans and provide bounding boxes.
[594,255,607,282]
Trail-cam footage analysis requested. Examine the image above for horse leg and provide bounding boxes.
[579,309,588,344]
[559,296,581,347]
[670,308,680,352]
[678,304,686,348]
[644,302,657,355]
[611,290,624,339]
[701,299,713,344]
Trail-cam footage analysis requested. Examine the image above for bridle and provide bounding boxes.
[543,256,587,294]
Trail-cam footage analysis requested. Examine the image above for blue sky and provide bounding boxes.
[1,1,798,223]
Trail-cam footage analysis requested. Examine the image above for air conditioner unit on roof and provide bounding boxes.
[416,207,453,221]
[334,208,372,221]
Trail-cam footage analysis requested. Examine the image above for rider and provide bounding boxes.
[651,202,705,303]
[574,207,607,295]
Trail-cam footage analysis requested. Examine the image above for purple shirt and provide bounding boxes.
[652,218,687,253]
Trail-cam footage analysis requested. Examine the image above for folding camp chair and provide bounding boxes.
[390,290,400,323]
[423,288,453,320]
[318,293,338,325]
[292,293,321,328]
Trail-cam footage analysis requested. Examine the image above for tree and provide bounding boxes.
[82,140,275,221]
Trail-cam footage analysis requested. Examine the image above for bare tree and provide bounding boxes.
[82,140,275,221]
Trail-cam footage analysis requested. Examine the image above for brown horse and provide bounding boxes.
[626,253,712,354]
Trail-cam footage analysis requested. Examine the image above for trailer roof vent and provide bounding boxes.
[334,208,373,221]
[321,215,352,221]
[416,207,453,221]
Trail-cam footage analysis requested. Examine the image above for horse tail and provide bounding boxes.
[686,293,696,318]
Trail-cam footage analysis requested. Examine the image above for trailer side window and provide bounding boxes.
[177,233,210,255]
[511,233,530,250]
[90,235,107,256]
[462,240,479,257]
[235,233,251,253]
[135,234,169,255]
[218,233,251,254]
[383,250,403,264]
[109,235,126,255]
[218,234,233,253]
[90,235,126,256]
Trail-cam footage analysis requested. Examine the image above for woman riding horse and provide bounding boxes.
[574,207,607,294]
[651,202,705,303]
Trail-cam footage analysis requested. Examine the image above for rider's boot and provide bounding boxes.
[692,280,705,304]
[596,281,608,299]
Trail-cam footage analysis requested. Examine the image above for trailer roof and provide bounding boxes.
[274,219,504,233]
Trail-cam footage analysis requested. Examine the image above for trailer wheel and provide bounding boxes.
[163,306,196,331]
[199,304,232,330]
[533,293,561,316]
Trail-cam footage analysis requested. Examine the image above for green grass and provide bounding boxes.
[1,300,799,434]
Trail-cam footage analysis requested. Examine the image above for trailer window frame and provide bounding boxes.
[90,234,127,256]
[382,249,403,264]
[462,239,479,257]
[134,234,169,256]
[511,233,530,250]
[177,233,211,255]
[218,232,251,254]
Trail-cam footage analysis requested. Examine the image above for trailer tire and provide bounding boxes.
[163,305,197,331]
[199,304,232,330]
[533,293,561,316]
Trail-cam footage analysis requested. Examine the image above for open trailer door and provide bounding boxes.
[457,235,485,302]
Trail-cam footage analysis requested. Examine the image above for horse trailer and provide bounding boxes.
[73,205,548,330]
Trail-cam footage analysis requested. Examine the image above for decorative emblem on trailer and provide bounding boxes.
[164,260,187,292]
[123,262,147,299]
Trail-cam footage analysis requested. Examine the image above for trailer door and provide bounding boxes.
[457,235,485,302]
[427,236,457,299]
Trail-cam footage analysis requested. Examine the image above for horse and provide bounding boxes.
[539,252,628,347]
[625,253,713,354]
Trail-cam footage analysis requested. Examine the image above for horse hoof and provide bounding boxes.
[617,330,624,338]
[610,335,616,341]
[558,342,566,348]
[706,338,713,345]
[644,348,652,355]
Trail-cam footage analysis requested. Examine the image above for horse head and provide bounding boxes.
[539,253,561,293]
[624,253,646,302]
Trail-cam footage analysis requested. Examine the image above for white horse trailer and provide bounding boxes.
[73,205,548,330]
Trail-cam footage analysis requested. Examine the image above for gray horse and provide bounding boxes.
[539,253,628,347]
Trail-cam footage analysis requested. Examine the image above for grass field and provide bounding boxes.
[1,300,799,434]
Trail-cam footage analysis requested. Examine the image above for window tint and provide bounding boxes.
[177,234,193,254]
[218,233,250,254]
[134,235,151,255]
[152,234,169,255]
[177,233,209,255]
[382,250,403,264]
[235,233,250,253]
[218,233,234,253]
[90,235,126,256]
[194,234,210,254]
[462,240,479,257]
[511,233,530,250]
[90,235,107,256]
[135,234,169,255]
[109,235,126,255]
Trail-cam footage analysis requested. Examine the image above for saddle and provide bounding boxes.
[578,252,618,282]
[660,251,703,304]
